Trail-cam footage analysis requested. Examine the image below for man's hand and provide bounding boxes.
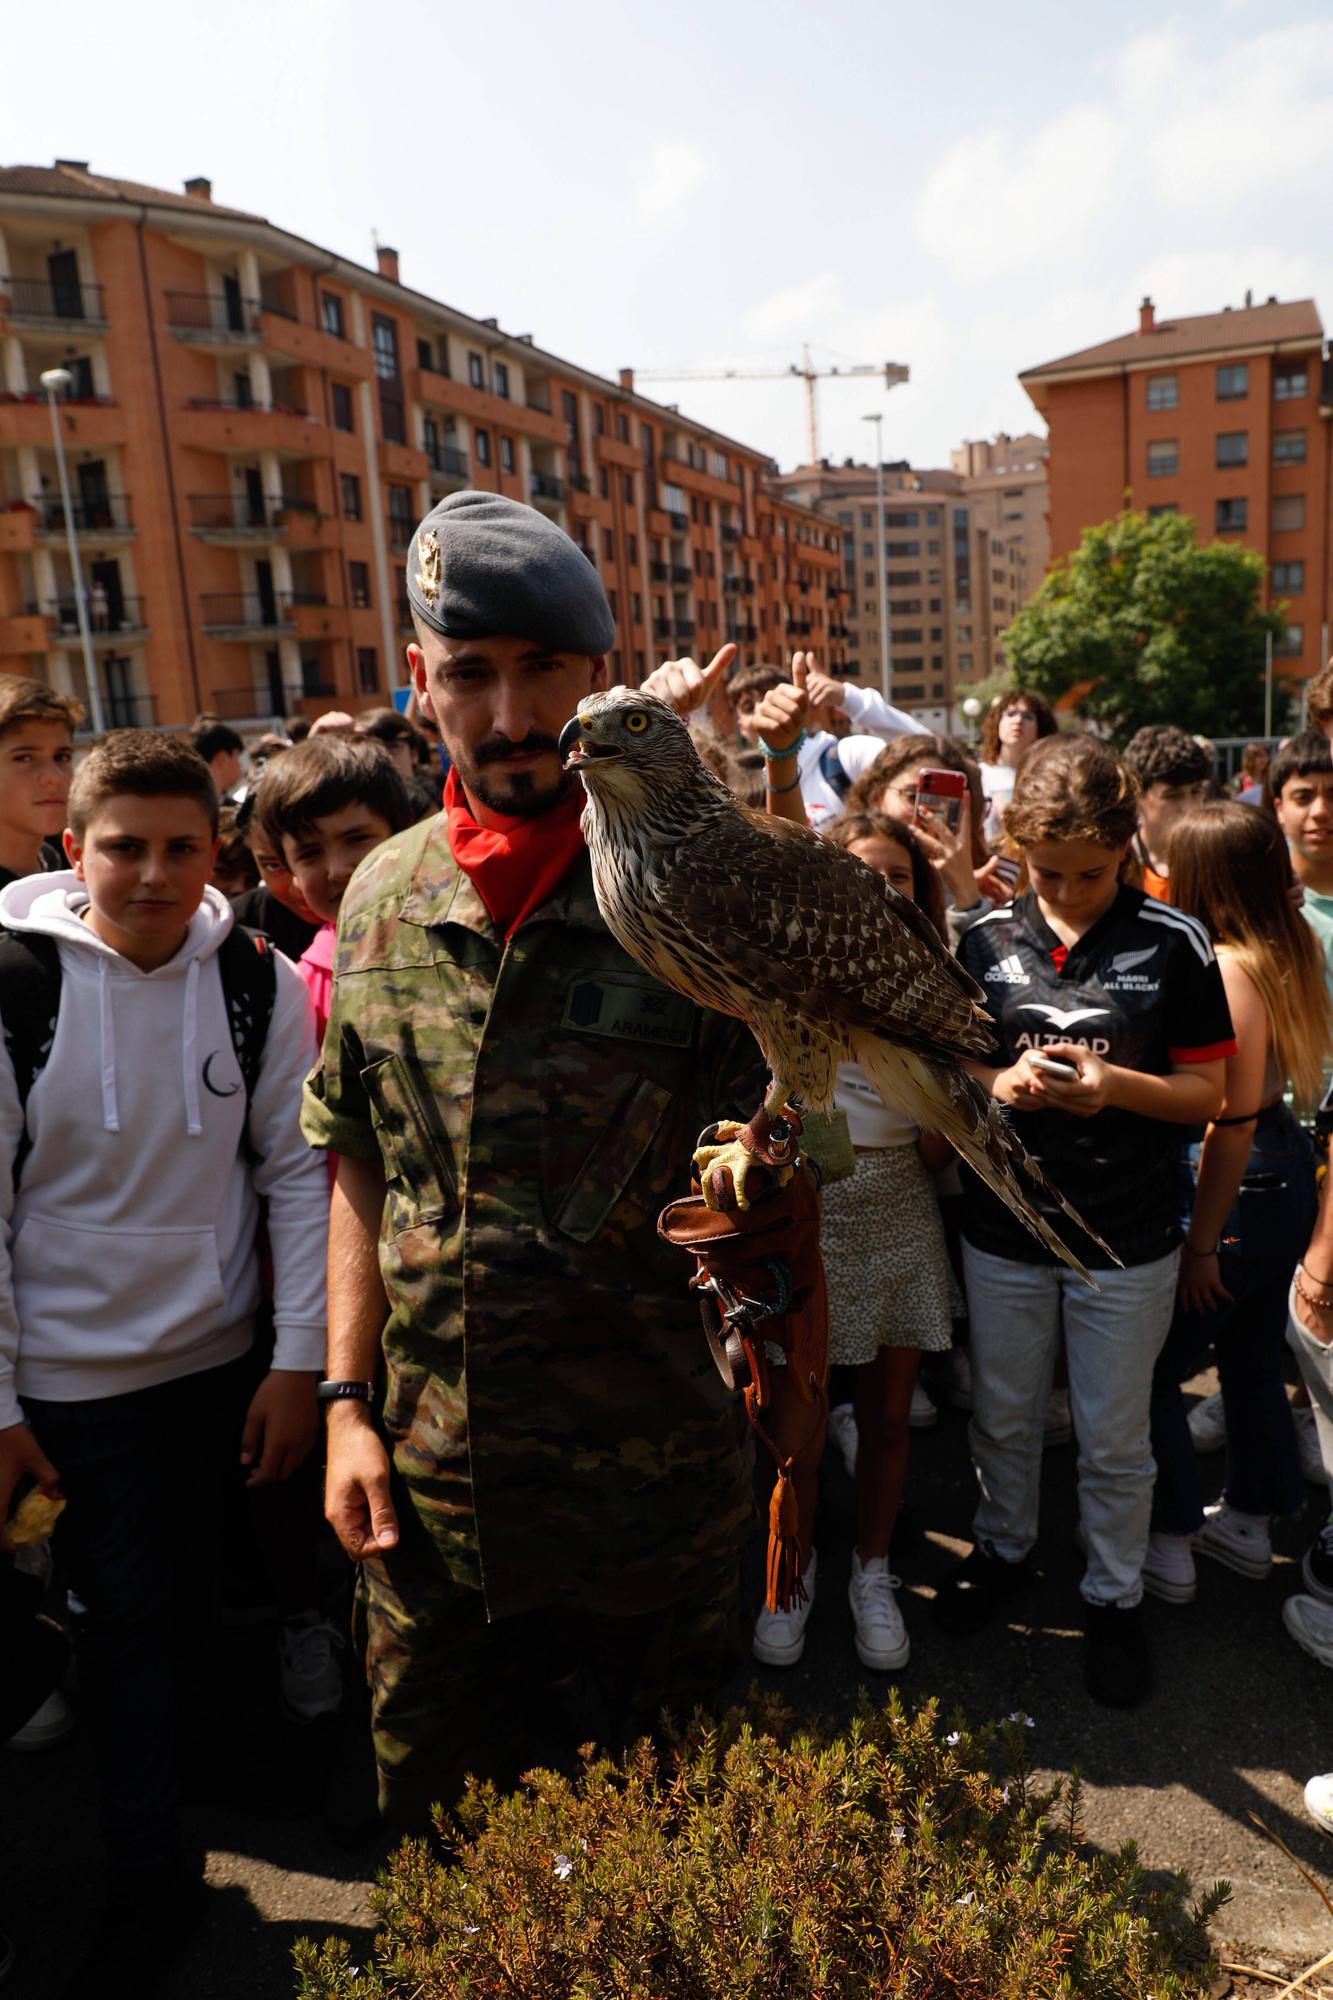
[0,1420,60,1552]
[325,1405,399,1560]
[642,643,736,717]
[751,655,815,755]
[240,1369,319,1487]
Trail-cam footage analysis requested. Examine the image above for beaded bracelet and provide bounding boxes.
[757,730,806,762]
[766,769,804,794]
[1296,1265,1333,1311]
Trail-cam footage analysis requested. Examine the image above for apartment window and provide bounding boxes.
[1274,428,1308,465]
[635,650,646,677]
[494,360,509,401]
[959,654,973,672]
[371,314,400,383]
[622,472,634,505]
[496,436,513,475]
[321,292,345,339]
[330,382,354,433]
[339,472,362,520]
[1216,363,1249,401]
[617,412,629,443]
[631,593,642,621]
[926,509,940,526]
[1216,431,1248,467]
[603,528,614,561]
[627,534,638,564]
[1277,624,1304,659]
[592,401,605,435]
[1147,502,1178,516]
[1275,364,1309,401]
[467,351,484,390]
[1273,493,1306,532]
[1147,439,1179,477]
[349,561,372,610]
[386,485,414,543]
[475,427,491,466]
[354,648,378,695]
[416,338,433,371]
[1272,560,1305,593]
[598,466,610,499]
[1215,497,1247,533]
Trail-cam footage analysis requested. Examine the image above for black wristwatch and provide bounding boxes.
[316,1380,374,1407]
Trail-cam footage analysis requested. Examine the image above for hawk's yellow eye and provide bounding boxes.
[624,711,649,733]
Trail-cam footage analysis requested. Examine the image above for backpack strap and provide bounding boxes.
[217,924,279,1156]
[818,739,852,802]
[0,930,63,1185]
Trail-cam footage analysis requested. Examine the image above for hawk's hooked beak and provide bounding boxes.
[559,714,622,770]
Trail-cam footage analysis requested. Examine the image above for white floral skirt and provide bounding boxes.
[822,1144,956,1363]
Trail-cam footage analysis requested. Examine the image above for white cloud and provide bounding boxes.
[744,273,843,342]
[915,106,1121,279]
[634,142,708,221]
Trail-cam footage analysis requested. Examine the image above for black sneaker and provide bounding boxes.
[933,1544,1031,1637]
[1084,1601,1152,1707]
[1303,1519,1333,1606]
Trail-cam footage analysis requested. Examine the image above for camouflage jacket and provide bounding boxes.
[302,814,764,1622]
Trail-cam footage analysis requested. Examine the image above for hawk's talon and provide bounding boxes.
[693,1127,795,1212]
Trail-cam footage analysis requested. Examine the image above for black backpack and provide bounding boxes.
[0,925,278,1179]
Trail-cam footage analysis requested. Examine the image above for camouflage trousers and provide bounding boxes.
[355,1489,746,1835]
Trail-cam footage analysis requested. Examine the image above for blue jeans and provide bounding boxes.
[1150,1111,1314,1530]
[963,1240,1179,1606]
[21,1354,251,1879]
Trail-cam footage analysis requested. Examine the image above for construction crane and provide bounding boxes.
[633,344,910,465]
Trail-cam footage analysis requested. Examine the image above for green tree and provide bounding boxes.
[1002,509,1286,743]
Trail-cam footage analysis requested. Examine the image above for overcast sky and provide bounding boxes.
[7,0,1333,474]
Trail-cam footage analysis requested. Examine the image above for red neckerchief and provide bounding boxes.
[443,765,586,940]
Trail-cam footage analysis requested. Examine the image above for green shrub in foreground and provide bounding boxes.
[294,1691,1228,1999]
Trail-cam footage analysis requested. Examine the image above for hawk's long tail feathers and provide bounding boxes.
[846,1032,1121,1286]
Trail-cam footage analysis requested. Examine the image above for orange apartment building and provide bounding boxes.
[0,162,840,732]
[1021,296,1331,688]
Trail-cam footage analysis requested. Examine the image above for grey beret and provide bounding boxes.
[406,490,616,654]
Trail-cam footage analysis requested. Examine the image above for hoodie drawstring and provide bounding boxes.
[97,961,121,1134]
[182,957,202,1137]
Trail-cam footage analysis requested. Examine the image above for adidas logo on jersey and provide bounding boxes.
[986,953,1029,985]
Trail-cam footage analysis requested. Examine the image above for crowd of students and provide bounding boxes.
[2,649,1333,1989]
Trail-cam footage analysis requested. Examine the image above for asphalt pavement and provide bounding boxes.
[2,1360,1328,1998]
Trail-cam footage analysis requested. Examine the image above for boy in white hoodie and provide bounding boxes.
[0,731,328,1964]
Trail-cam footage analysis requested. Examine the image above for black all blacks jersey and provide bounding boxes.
[957,884,1236,1269]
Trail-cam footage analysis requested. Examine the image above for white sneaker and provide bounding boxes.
[1283,1593,1333,1670]
[1043,1387,1072,1448]
[947,1347,974,1412]
[5,1690,75,1753]
[1192,1500,1273,1581]
[1304,1772,1333,1836]
[908,1381,938,1431]
[1295,1405,1328,1486]
[279,1613,345,1722]
[848,1552,910,1670]
[752,1551,817,1666]
[1187,1390,1227,1455]
[827,1403,858,1478]
[1141,1532,1196,1605]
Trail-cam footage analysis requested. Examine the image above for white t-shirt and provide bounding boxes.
[834,1058,918,1148]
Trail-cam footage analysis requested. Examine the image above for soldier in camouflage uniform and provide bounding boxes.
[303,492,765,1828]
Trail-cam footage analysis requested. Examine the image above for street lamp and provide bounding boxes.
[961,694,982,746]
[861,412,890,700]
[39,367,106,736]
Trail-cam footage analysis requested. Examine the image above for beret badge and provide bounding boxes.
[415,528,442,608]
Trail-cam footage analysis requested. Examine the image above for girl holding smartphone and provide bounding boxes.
[935,735,1232,1707]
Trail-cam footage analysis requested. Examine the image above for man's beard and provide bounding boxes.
[454,731,575,820]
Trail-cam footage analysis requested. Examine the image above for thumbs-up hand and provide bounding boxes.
[750,653,813,757]
[642,643,737,718]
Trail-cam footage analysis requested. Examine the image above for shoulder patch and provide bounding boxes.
[562,976,695,1049]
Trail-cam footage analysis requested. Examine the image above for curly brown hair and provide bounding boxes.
[1002,733,1139,853]
[978,689,1057,764]
[824,809,947,938]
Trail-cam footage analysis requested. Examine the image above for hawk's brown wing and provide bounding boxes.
[652,802,996,1066]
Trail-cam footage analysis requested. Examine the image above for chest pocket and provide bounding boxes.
[362,1053,459,1238]
[541,972,698,1244]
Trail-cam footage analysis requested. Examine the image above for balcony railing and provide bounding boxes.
[1,276,106,323]
[32,494,133,534]
[665,508,688,532]
[183,396,310,418]
[426,445,469,478]
[651,561,692,586]
[787,617,813,636]
[673,619,696,641]
[200,593,298,632]
[102,692,157,728]
[726,623,758,644]
[188,493,318,533]
[165,291,259,335]
[653,618,675,640]
[1,390,113,409]
[49,595,147,634]
[720,525,741,545]
[209,686,287,721]
[531,471,565,501]
[722,574,755,595]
